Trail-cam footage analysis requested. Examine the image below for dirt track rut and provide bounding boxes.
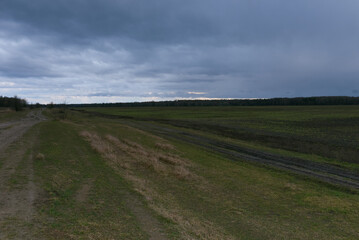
[74,109,359,190]
[0,110,45,239]
[122,120,359,190]
[0,110,45,152]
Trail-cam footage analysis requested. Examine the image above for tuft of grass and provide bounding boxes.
[35,153,45,161]
[155,142,176,151]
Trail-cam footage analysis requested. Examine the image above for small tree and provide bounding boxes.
[48,102,54,109]
[13,95,23,111]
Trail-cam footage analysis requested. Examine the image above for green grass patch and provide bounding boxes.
[169,138,359,239]
[32,120,148,239]
[0,108,29,122]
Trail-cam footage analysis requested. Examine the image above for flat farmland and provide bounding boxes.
[84,105,359,166]
[1,106,359,239]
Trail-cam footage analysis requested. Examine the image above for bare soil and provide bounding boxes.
[0,110,45,152]
[75,179,93,203]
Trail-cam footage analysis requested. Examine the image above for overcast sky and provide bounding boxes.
[1,0,359,103]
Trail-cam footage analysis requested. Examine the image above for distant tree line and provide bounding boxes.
[0,96,28,111]
[68,96,359,108]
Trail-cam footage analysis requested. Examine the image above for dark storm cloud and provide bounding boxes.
[1,0,359,103]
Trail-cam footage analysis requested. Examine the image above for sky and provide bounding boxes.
[1,0,359,104]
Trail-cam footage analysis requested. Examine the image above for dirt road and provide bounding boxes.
[0,110,45,239]
[0,110,45,152]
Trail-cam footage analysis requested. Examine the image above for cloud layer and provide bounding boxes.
[1,0,359,103]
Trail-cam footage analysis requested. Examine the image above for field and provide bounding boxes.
[1,106,359,239]
[84,106,359,168]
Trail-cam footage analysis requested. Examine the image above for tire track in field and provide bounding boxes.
[73,109,359,189]
[123,120,359,190]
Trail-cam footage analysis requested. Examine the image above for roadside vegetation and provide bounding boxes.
[0,108,29,123]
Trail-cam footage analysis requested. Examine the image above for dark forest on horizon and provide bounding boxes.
[2,96,359,110]
[0,96,28,111]
[68,96,359,108]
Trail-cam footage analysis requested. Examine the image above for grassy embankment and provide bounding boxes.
[30,113,158,239]
[13,107,357,239]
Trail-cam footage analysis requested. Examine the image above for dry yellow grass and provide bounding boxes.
[124,174,234,240]
[155,142,175,151]
[81,130,192,180]
[104,133,193,180]
[35,153,45,160]
[80,130,234,239]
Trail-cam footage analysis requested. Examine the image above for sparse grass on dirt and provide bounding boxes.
[31,121,149,239]
[0,122,41,239]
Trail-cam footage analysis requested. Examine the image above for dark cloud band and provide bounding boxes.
[0,0,359,103]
